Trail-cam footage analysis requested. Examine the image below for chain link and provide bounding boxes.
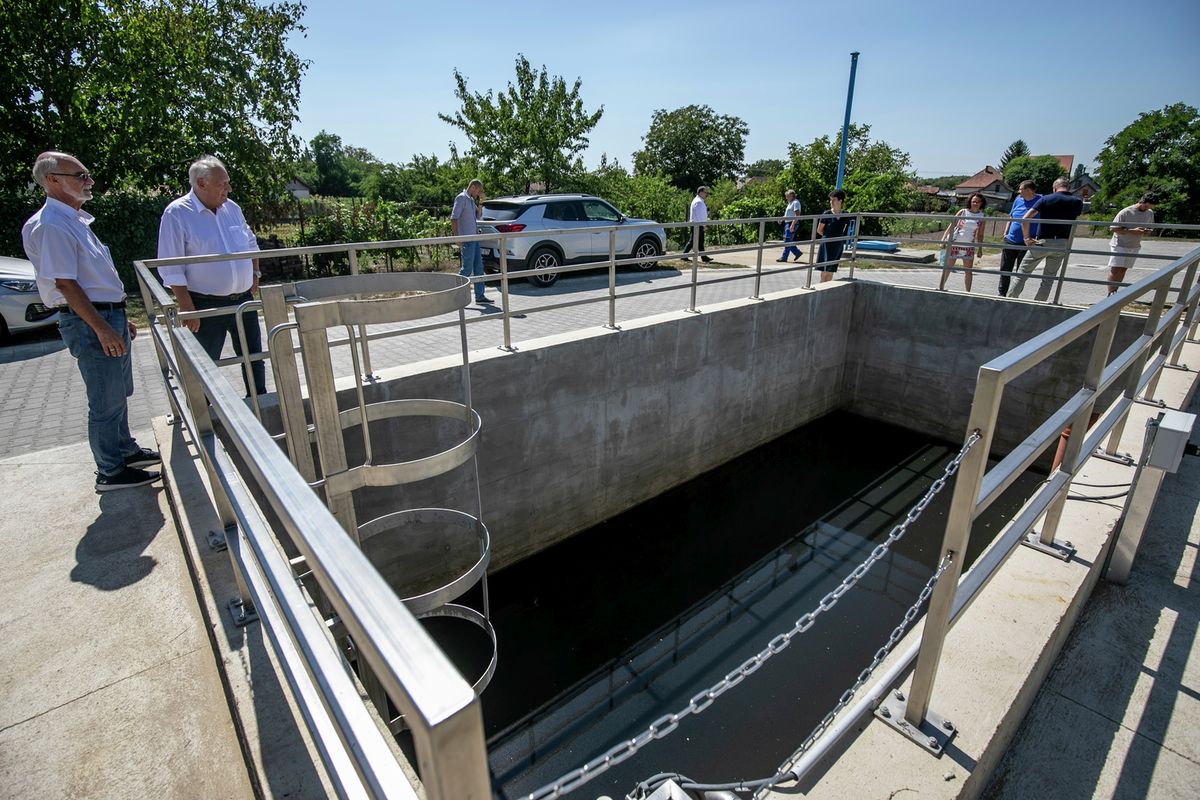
[524,431,980,800]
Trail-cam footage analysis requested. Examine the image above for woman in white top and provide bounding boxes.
[939,192,987,292]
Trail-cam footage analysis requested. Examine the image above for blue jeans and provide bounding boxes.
[190,291,266,396]
[59,308,138,476]
[782,224,801,260]
[459,242,486,300]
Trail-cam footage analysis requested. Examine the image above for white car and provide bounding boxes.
[0,256,58,341]
[478,194,666,288]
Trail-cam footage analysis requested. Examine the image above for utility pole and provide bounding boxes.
[835,52,860,190]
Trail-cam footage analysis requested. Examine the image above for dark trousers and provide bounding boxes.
[191,291,266,396]
[998,246,1026,297]
[682,226,706,255]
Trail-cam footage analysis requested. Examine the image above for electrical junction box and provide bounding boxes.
[1147,409,1196,472]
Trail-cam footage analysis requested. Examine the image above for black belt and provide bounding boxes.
[57,300,126,313]
[191,291,251,301]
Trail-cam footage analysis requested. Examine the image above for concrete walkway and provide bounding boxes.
[983,389,1200,799]
[0,435,253,798]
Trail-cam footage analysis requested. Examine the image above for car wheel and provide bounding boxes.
[526,247,561,287]
[632,237,662,270]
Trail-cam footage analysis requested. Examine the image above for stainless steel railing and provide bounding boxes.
[133,257,491,800]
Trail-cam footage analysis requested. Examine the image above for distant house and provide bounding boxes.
[286,178,313,199]
[1049,155,1075,175]
[1070,174,1100,201]
[953,166,1014,211]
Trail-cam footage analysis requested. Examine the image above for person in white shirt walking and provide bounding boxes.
[157,156,265,396]
[21,151,161,492]
[778,189,802,262]
[682,186,713,262]
[1106,192,1158,295]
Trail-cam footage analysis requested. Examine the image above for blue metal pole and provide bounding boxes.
[834,52,860,190]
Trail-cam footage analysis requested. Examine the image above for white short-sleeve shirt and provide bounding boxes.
[157,191,259,295]
[689,195,708,223]
[21,197,125,307]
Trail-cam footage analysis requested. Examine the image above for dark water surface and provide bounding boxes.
[426,410,1040,798]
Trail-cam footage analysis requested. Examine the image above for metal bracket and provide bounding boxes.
[206,529,228,551]
[1092,448,1135,466]
[227,598,259,627]
[683,308,702,314]
[165,413,178,426]
[1164,362,1190,371]
[497,344,519,353]
[602,323,622,331]
[1021,532,1076,561]
[1134,397,1167,408]
[875,690,957,756]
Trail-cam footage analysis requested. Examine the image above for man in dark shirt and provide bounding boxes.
[815,189,851,283]
[1009,177,1084,301]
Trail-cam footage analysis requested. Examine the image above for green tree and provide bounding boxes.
[1093,103,1200,224]
[1002,155,1067,194]
[778,123,915,234]
[296,131,382,197]
[998,139,1030,172]
[0,0,308,220]
[633,104,748,191]
[745,158,785,178]
[438,54,603,195]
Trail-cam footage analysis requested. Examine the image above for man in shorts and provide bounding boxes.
[815,189,850,283]
[1106,192,1158,295]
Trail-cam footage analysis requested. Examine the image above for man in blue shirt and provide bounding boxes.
[1010,177,1084,301]
[998,180,1040,297]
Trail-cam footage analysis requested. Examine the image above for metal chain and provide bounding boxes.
[523,431,981,800]
[630,553,955,800]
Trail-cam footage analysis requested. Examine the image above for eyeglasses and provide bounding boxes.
[50,171,93,182]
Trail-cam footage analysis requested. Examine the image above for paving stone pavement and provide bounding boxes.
[2,237,1195,461]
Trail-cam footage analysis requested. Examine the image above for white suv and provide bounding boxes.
[478,194,665,287]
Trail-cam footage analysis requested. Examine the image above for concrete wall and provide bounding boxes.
[843,282,1144,457]
[265,281,1146,571]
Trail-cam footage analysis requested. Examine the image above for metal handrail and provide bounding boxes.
[134,262,491,799]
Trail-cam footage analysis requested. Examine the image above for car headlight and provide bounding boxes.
[0,279,37,292]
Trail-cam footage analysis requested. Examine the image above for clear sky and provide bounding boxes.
[289,0,1200,178]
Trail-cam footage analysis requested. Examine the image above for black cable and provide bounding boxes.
[1070,481,1132,489]
[1068,491,1129,501]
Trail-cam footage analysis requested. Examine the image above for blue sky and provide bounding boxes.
[290,0,1200,178]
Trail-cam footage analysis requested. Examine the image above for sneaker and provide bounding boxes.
[124,447,161,469]
[477,296,494,304]
[776,257,788,262]
[701,256,714,263]
[96,466,161,492]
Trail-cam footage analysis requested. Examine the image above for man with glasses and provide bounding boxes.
[1106,192,1159,295]
[157,155,266,396]
[21,151,161,491]
[1010,177,1084,301]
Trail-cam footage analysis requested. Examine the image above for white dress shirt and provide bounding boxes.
[22,197,125,307]
[689,195,708,223]
[157,190,259,295]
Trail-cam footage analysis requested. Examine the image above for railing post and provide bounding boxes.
[891,369,1002,752]
[134,263,171,377]
[499,234,514,351]
[1170,260,1200,365]
[347,248,374,380]
[1050,225,1076,305]
[1030,314,1119,557]
[1106,283,1172,455]
[606,227,618,329]
[752,219,765,300]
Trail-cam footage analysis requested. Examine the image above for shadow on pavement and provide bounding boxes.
[70,485,165,590]
[0,326,65,363]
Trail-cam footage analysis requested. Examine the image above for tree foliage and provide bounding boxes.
[438,54,603,195]
[1002,155,1067,194]
[0,0,308,221]
[1093,103,1200,224]
[633,104,748,191]
[778,123,915,234]
[295,131,383,197]
[745,158,785,178]
[998,139,1030,172]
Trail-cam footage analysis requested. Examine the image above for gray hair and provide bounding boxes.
[785,188,796,197]
[31,151,72,189]
[467,179,483,190]
[188,155,228,187]
[1053,176,1070,190]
